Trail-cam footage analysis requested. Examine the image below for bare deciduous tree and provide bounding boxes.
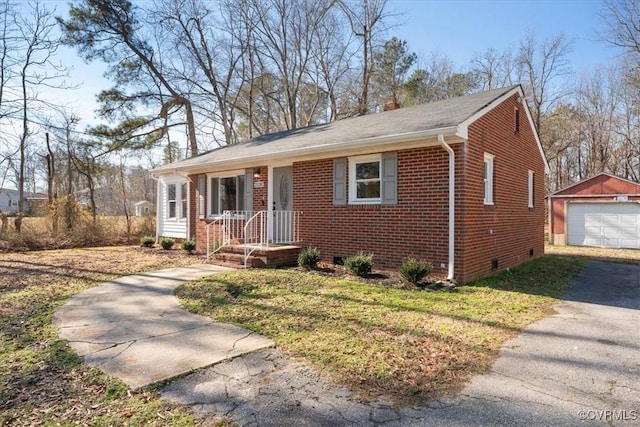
[600,0,640,59]
[10,2,70,213]
[339,0,391,114]
[471,47,515,91]
[517,31,573,133]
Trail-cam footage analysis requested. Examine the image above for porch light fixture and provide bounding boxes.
[253,168,260,179]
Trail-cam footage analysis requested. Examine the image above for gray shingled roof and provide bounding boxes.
[153,85,519,173]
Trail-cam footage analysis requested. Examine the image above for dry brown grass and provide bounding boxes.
[545,244,640,264]
[0,246,204,426]
[0,215,156,252]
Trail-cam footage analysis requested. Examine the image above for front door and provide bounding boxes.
[272,166,293,243]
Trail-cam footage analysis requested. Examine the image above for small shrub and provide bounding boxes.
[140,235,155,248]
[160,237,175,250]
[298,247,321,269]
[399,257,433,285]
[182,239,196,254]
[344,252,373,277]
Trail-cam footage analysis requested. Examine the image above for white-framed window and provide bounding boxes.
[528,170,534,208]
[208,171,245,216]
[483,153,494,205]
[167,183,177,218]
[166,181,188,219]
[349,154,381,204]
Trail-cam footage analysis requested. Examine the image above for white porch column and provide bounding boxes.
[267,166,274,243]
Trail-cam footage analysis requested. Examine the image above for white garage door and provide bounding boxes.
[567,202,640,249]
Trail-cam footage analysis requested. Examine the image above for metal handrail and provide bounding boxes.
[205,214,230,262]
[207,210,302,265]
[244,211,267,266]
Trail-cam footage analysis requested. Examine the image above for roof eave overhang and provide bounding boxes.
[153,126,462,176]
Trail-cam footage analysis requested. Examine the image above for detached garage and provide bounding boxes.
[549,173,640,249]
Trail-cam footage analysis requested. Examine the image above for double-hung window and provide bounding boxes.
[209,173,245,216]
[483,153,494,205]
[166,181,187,219]
[167,183,177,218]
[349,154,381,204]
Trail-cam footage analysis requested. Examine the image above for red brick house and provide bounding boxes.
[549,173,640,249]
[153,85,548,283]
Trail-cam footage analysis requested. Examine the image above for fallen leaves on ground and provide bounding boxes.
[0,246,202,427]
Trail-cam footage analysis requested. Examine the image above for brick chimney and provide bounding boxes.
[383,99,400,111]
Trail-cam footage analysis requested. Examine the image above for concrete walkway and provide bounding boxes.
[54,264,274,390]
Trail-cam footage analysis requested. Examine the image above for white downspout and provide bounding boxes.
[267,166,274,244]
[151,173,161,244]
[437,134,455,281]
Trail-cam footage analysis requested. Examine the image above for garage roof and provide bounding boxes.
[550,172,640,197]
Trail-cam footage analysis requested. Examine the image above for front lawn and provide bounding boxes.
[0,247,201,426]
[177,254,585,404]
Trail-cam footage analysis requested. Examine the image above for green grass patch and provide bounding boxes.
[177,255,585,404]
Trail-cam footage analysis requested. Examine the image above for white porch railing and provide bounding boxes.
[206,210,302,265]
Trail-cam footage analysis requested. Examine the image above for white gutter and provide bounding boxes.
[437,134,455,281]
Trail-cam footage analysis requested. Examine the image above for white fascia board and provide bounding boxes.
[549,193,640,199]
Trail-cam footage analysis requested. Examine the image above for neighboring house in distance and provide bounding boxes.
[134,200,154,216]
[549,172,640,249]
[0,188,20,213]
[76,186,119,215]
[152,85,549,283]
[0,188,47,214]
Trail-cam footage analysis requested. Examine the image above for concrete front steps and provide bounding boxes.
[212,245,301,268]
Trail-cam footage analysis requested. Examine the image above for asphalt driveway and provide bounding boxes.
[163,261,640,426]
[418,260,640,426]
